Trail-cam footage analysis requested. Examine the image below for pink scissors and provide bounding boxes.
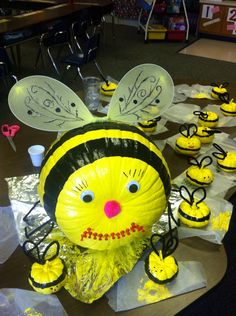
[1,124,20,152]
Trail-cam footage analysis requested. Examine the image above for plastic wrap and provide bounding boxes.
[163,102,200,124]
[174,84,214,100]
[0,288,67,316]
[106,260,206,312]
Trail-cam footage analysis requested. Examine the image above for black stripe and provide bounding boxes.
[217,162,236,171]
[138,121,157,128]
[221,109,236,115]
[179,207,210,222]
[29,266,66,289]
[199,117,218,123]
[186,173,212,186]
[42,122,153,168]
[43,137,171,219]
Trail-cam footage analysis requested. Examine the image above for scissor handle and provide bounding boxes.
[1,124,20,137]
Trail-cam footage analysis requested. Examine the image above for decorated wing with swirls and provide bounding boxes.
[107,64,174,123]
[8,75,94,131]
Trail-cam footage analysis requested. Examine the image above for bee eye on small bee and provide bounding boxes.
[80,190,94,202]
[127,180,140,193]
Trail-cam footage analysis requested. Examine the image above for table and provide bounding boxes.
[1,82,236,315]
[0,2,113,34]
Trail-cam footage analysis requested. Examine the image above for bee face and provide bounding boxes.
[39,122,171,250]
[198,111,219,128]
[28,258,66,294]
[186,166,214,186]
[175,136,201,156]
[178,200,210,228]
[217,152,236,172]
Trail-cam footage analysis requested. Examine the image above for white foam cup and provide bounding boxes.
[28,145,45,167]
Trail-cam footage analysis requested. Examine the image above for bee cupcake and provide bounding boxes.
[219,95,236,117]
[175,123,201,156]
[212,143,236,172]
[194,110,219,128]
[178,186,211,228]
[24,241,67,295]
[211,82,229,100]
[186,156,214,187]
[195,126,221,144]
[138,116,161,133]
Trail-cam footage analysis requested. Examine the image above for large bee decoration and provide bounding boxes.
[8,65,174,258]
[212,143,236,173]
[178,186,211,228]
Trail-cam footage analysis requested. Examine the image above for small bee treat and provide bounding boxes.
[212,143,236,172]
[145,229,179,284]
[186,156,214,187]
[178,186,211,228]
[211,82,229,100]
[193,110,219,128]
[175,123,201,156]
[101,81,118,96]
[24,241,67,295]
[138,116,161,133]
[219,95,236,117]
[195,126,215,144]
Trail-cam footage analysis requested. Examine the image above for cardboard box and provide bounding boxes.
[148,25,167,40]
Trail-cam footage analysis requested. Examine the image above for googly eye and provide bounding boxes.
[127,180,140,193]
[80,190,94,203]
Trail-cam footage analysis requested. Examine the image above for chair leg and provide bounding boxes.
[47,47,60,76]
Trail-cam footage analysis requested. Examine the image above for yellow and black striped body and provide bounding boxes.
[211,87,228,100]
[220,100,236,117]
[100,82,117,96]
[175,135,201,156]
[198,111,219,128]
[186,165,214,187]
[195,126,214,144]
[38,122,171,251]
[28,257,67,294]
[178,200,210,228]
[217,152,236,172]
[145,250,178,284]
[138,120,157,133]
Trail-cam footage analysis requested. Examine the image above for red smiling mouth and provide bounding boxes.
[81,223,145,241]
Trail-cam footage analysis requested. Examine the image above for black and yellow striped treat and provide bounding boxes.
[194,110,219,128]
[186,156,214,187]
[211,82,229,100]
[178,186,211,228]
[38,121,171,251]
[175,123,201,156]
[220,98,236,117]
[213,143,236,173]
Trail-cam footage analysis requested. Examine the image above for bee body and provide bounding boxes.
[211,84,228,100]
[178,200,210,228]
[145,250,178,284]
[195,126,214,144]
[138,119,157,133]
[186,165,214,187]
[175,135,201,156]
[39,121,171,251]
[220,100,236,117]
[28,257,66,294]
[217,152,236,172]
[100,81,117,96]
[198,111,219,128]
